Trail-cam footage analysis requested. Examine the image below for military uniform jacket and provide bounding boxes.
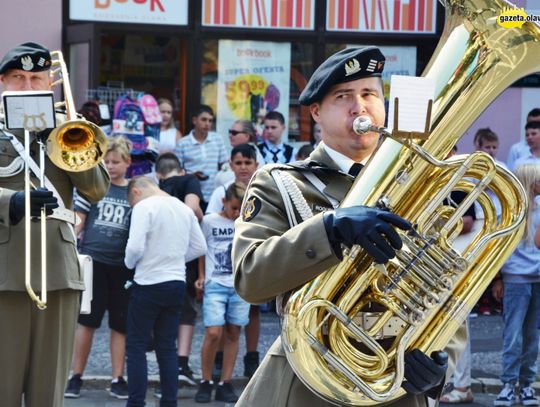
[232,144,466,407]
[0,120,110,292]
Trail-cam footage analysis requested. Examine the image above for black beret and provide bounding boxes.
[299,46,385,106]
[0,42,52,75]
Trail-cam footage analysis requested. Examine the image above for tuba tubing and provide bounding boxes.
[281,1,538,405]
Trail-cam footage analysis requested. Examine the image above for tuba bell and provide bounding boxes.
[281,0,540,405]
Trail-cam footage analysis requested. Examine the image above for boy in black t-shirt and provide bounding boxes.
[156,152,204,220]
[155,152,204,388]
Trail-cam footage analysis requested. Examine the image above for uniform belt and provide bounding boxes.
[48,208,76,225]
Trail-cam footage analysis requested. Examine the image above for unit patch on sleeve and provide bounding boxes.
[242,196,262,222]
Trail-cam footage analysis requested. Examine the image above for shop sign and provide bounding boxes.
[216,40,291,143]
[69,0,188,26]
[203,0,314,30]
[328,0,437,34]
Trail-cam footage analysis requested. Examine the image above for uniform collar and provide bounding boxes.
[319,142,369,174]
[308,144,356,203]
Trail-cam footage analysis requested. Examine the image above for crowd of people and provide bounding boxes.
[1,40,540,407]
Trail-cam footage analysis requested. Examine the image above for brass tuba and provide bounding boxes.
[282,0,540,405]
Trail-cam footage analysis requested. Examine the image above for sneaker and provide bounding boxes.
[494,383,517,406]
[212,351,223,381]
[244,351,260,378]
[179,365,197,387]
[520,386,539,406]
[64,374,83,398]
[153,388,178,400]
[109,376,128,399]
[215,381,239,403]
[194,380,213,403]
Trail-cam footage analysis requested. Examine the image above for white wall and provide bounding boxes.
[0,0,62,62]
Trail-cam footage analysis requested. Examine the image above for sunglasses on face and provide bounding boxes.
[228,129,245,136]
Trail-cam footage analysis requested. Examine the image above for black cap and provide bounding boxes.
[299,46,385,106]
[0,42,52,75]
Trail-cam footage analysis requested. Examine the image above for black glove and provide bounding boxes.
[403,349,448,398]
[323,206,411,263]
[9,188,59,225]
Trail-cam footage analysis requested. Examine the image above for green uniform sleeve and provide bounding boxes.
[233,168,340,304]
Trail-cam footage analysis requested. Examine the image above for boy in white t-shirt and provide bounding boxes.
[194,182,249,403]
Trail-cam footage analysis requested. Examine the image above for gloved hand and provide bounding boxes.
[9,188,59,225]
[323,206,411,263]
[403,349,448,398]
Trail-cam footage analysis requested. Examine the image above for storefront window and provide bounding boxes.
[201,39,314,147]
[98,34,185,128]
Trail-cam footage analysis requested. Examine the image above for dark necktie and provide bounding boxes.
[348,163,364,177]
[270,148,280,163]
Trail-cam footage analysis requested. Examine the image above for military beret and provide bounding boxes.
[0,42,52,75]
[299,46,385,106]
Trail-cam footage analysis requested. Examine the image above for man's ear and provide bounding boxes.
[310,103,321,123]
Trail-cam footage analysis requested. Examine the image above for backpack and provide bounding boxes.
[112,94,146,155]
[138,93,162,140]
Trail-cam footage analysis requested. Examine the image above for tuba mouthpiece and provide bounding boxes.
[353,116,374,134]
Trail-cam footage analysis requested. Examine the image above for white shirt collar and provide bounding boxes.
[264,140,284,150]
[321,142,369,173]
[188,130,211,145]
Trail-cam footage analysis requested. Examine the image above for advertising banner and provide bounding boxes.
[327,0,437,34]
[203,0,314,30]
[70,0,188,26]
[217,40,291,142]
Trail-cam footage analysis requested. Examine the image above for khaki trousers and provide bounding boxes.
[0,290,80,407]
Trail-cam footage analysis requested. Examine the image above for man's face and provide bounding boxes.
[525,128,540,149]
[478,140,499,158]
[230,152,258,184]
[263,119,285,144]
[0,69,51,91]
[310,77,385,161]
[192,112,214,135]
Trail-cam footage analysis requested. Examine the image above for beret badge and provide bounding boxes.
[344,58,361,76]
[21,56,34,71]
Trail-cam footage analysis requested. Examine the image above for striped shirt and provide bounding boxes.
[175,131,228,202]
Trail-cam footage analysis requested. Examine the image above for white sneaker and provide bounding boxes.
[494,383,517,406]
[520,386,539,406]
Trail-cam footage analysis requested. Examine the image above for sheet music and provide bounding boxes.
[2,91,56,130]
[387,75,435,133]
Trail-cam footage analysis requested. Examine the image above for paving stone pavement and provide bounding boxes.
[63,312,540,406]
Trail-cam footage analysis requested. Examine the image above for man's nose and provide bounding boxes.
[351,96,367,115]
[21,78,33,91]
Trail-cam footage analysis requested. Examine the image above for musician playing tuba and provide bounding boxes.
[232,46,466,407]
[0,42,110,407]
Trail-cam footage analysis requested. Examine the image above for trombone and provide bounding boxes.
[24,51,107,309]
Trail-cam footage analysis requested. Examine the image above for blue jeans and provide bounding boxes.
[126,280,185,407]
[501,282,540,386]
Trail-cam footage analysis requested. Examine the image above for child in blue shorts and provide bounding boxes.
[194,182,249,403]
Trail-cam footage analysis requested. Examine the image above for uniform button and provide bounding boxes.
[0,146,6,153]
[305,249,316,259]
